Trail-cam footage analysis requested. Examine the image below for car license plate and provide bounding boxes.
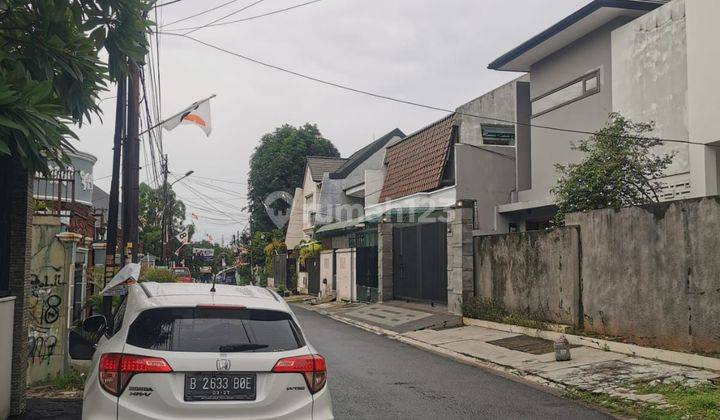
[184,373,256,401]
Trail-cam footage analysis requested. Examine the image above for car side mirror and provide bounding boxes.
[69,330,96,360]
[82,315,107,335]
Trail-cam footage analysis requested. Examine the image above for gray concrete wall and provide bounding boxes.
[475,227,581,326]
[455,77,526,148]
[520,18,631,203]
[566,197,720,353]
[612,0,689,179]
[454,144,516,234]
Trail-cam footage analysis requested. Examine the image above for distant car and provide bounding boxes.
[171,267,192,283]
[70,283,333,419]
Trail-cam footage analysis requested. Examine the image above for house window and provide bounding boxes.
[482,124,515,146]
[532,71,600,117]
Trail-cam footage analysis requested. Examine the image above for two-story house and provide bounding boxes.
[489,0,720,230]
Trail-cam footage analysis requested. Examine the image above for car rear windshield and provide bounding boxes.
[172,268,190,276]
[126,307,304,353]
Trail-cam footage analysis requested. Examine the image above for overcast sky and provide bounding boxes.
[77,0,589,244]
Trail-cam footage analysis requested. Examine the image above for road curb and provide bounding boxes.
[324,313,567,394]
[463,318,720,372]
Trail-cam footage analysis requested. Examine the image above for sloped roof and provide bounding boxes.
[329,128,405,180]
[488,0,667,72]
[379,115,456,202]
[306,156,347,182]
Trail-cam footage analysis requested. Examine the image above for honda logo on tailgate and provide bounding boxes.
[216,359,231,371]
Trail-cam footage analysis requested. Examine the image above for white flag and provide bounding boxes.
[162,98,213,137]
[176,229,189,245]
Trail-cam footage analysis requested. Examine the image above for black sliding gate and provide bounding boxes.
[306,256,320,296]
[356,246,379,302]
[393,222,447,303]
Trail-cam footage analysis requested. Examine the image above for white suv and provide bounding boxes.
[70,282,333,420]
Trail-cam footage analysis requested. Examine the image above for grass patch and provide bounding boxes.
[34,370,86,391]
[566,382,720,420]
[565,388,671,419]
[462,297,548,330]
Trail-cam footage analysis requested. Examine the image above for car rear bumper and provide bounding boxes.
[312,385,334,420]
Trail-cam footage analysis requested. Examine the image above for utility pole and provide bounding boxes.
[102,76,126,319]
[160,154,169,265]
[122,61,141,265]
[104,77,126,281]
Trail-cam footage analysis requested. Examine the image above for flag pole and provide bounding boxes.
[139,94,216,136]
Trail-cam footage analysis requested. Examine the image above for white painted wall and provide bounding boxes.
[686,0,720,197]
[319,250,334,297]
[302,169,319,233]
[612,0,689,175]
[335,248,356,301]
[285,187,306,249]
[0,297,15,419]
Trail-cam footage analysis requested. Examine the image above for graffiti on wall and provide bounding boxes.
[27,221,70,384]
[27,265,65,366]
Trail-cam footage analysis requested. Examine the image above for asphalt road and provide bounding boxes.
[294,306,612,420]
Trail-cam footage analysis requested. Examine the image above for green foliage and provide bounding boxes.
[138,182,187,258]
[552,113,674,225]
[566,383,720,420]
[174,240,235,278]
[140,267,178,283]
[34,370,86,391]
[247,124,340,233]
[298,241,321,264]
[0,0,151,172]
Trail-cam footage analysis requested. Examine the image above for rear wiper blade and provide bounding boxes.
[218,343,269,352]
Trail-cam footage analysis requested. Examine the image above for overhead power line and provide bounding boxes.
[183,0,267,35]
[160,31,720,148]
[163,0,245,27]
[154,0,183,8]
[167,0,325,32]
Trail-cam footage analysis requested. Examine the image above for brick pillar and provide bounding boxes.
[377,222,393,302]
[446,207,474,315]
[8,161,32,415]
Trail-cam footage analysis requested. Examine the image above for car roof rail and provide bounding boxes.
[265,287,281,302]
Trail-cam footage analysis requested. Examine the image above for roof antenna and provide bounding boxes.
[210,272,216,293]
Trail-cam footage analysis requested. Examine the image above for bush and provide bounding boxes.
[141,267,178,283]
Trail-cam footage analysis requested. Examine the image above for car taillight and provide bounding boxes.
[99,353,172,396]
[272,354,327,394]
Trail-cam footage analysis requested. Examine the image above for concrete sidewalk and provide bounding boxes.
[403,326,718,405]
[304,300,462,333]
[299,302,720,410]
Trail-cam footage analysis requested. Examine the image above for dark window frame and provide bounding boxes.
[531,70,601,118]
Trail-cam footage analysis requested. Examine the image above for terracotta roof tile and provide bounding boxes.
[379,114,455,202]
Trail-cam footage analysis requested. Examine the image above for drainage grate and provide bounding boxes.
[487,335,579,355]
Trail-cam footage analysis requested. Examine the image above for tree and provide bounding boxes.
[138,182,186,258]
[552,113,674,225]
[0,0,151,171]
[247,123,339,233]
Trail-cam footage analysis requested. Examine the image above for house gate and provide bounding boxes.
[393,222,447,303]
[305,257,320,296]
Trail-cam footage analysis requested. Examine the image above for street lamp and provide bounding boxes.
[161,170,193,265]
[170,170,194,187]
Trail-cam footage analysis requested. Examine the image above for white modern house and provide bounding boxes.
[488,0,720,231]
